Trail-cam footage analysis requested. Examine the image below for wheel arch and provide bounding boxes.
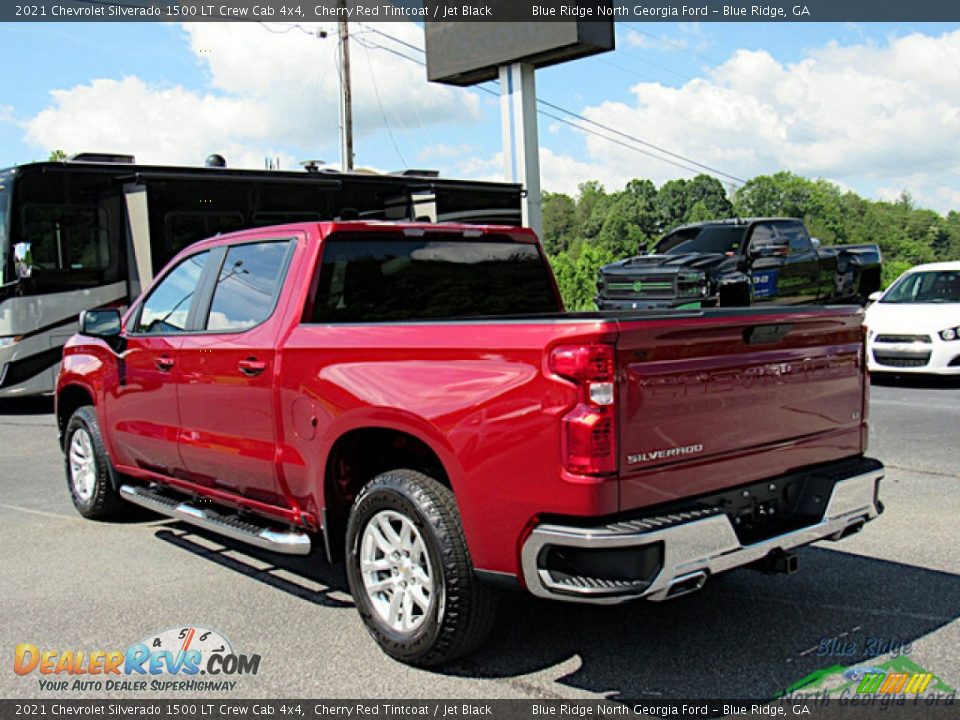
[321,425,457,563]
[56,383,96,447]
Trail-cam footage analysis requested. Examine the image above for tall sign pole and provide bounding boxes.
[338,14,354,171]
[425,17,613,238]
[499,63,542,238]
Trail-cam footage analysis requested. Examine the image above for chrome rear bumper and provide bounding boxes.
[521,463,884,604]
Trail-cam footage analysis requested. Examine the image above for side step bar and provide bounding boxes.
[119,484,311,556]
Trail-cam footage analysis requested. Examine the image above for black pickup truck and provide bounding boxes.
[596,218,882,310]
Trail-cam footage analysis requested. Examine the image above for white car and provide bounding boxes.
[865,261,960,375]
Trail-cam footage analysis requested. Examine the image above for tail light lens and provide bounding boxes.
[549,344,617,476]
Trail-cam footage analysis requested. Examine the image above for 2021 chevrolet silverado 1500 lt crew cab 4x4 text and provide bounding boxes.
[596,217,882,310]
[56,221,884,666]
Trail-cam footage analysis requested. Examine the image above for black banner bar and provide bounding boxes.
[5,0,960,23]
[2,700,960,720]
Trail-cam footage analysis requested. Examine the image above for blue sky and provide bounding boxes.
[2,21,959,213]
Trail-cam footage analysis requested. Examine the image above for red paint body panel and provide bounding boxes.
[56,221,871,581]
[104,335,185,476]
[178,329,281,504]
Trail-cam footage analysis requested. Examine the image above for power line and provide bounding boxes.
[356,24,425,55]
[535,97,746,184]
[470,82,711,179]
[356,36,408,167]
[616,22,960,181]
[353,25,745,186]
[257,21,331,38]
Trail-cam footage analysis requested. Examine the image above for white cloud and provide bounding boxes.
[572,29,960,211]
[23,22,480,169]
[449,29,960,211]
[450,147,613,197]
[623,24,712,54]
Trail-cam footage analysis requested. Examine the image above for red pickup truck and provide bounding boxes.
[56,221,884,666]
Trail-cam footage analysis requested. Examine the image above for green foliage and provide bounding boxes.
[541,192,577,255]
[542,171,958,310]
[48,150,68,161]
[551,242,619,311]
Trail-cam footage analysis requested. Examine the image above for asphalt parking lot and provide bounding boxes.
[1,376,958,701]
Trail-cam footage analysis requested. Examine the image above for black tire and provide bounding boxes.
[64,405,127,520]
[345,469,499,666]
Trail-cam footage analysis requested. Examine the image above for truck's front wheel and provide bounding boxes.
[64,406,127,520]
[345,469,498,666]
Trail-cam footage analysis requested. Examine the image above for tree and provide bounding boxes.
[48,149,68,161]
[541,192,577,255]
[684,175,733,220]
[575,181,611,239]
[549,242,619,311]
[546,169,957,310]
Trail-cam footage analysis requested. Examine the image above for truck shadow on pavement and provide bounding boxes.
[870,374,960,389]
[152,523,354,610]
[443,546,960,699]
[148,519,960,699]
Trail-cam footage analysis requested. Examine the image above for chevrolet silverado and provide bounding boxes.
[56,221,884,666]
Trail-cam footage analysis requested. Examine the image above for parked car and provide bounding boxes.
[596,218,882,310]
[56,221,884,666]
[865,261,960,375]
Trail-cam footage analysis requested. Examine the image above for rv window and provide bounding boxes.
[22,205,110,273]
[164,211,246,257]
[251,211,323,227]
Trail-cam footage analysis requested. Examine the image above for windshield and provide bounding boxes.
[655,226,745,255]
[881,270,960,304]
[0,171,10,285]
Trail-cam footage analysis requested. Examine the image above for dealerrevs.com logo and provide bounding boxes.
[14,626,260,692]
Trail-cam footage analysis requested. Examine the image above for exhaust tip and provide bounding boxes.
[666,570,707,599]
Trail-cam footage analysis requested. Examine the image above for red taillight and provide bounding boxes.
[549,344,614,381]
[550,344,617,476]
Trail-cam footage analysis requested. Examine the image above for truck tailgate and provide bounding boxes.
[616,308,866,510]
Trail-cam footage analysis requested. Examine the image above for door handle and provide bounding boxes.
[155,356,175,371]
[238,358,267,377]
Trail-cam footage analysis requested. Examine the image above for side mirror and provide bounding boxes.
[811,237,821,248]
[867,291,883,303]
[79,309,122,338]
[13,242,33,279]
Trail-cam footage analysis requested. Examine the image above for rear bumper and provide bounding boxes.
[520,458,884,604]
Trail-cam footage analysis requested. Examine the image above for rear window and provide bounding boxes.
[309,233,559,322]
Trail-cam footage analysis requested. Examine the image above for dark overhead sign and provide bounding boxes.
[424,13,615,86]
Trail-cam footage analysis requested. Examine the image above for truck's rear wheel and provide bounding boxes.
[64,406,127,520]
[345,469,498,666]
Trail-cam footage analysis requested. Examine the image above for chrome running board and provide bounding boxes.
[119,484,311,556]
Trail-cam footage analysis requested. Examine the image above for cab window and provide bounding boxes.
[204,240,292,332]
[134,251,210,334]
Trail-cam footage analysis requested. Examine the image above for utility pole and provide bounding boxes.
[338,14,354,171]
